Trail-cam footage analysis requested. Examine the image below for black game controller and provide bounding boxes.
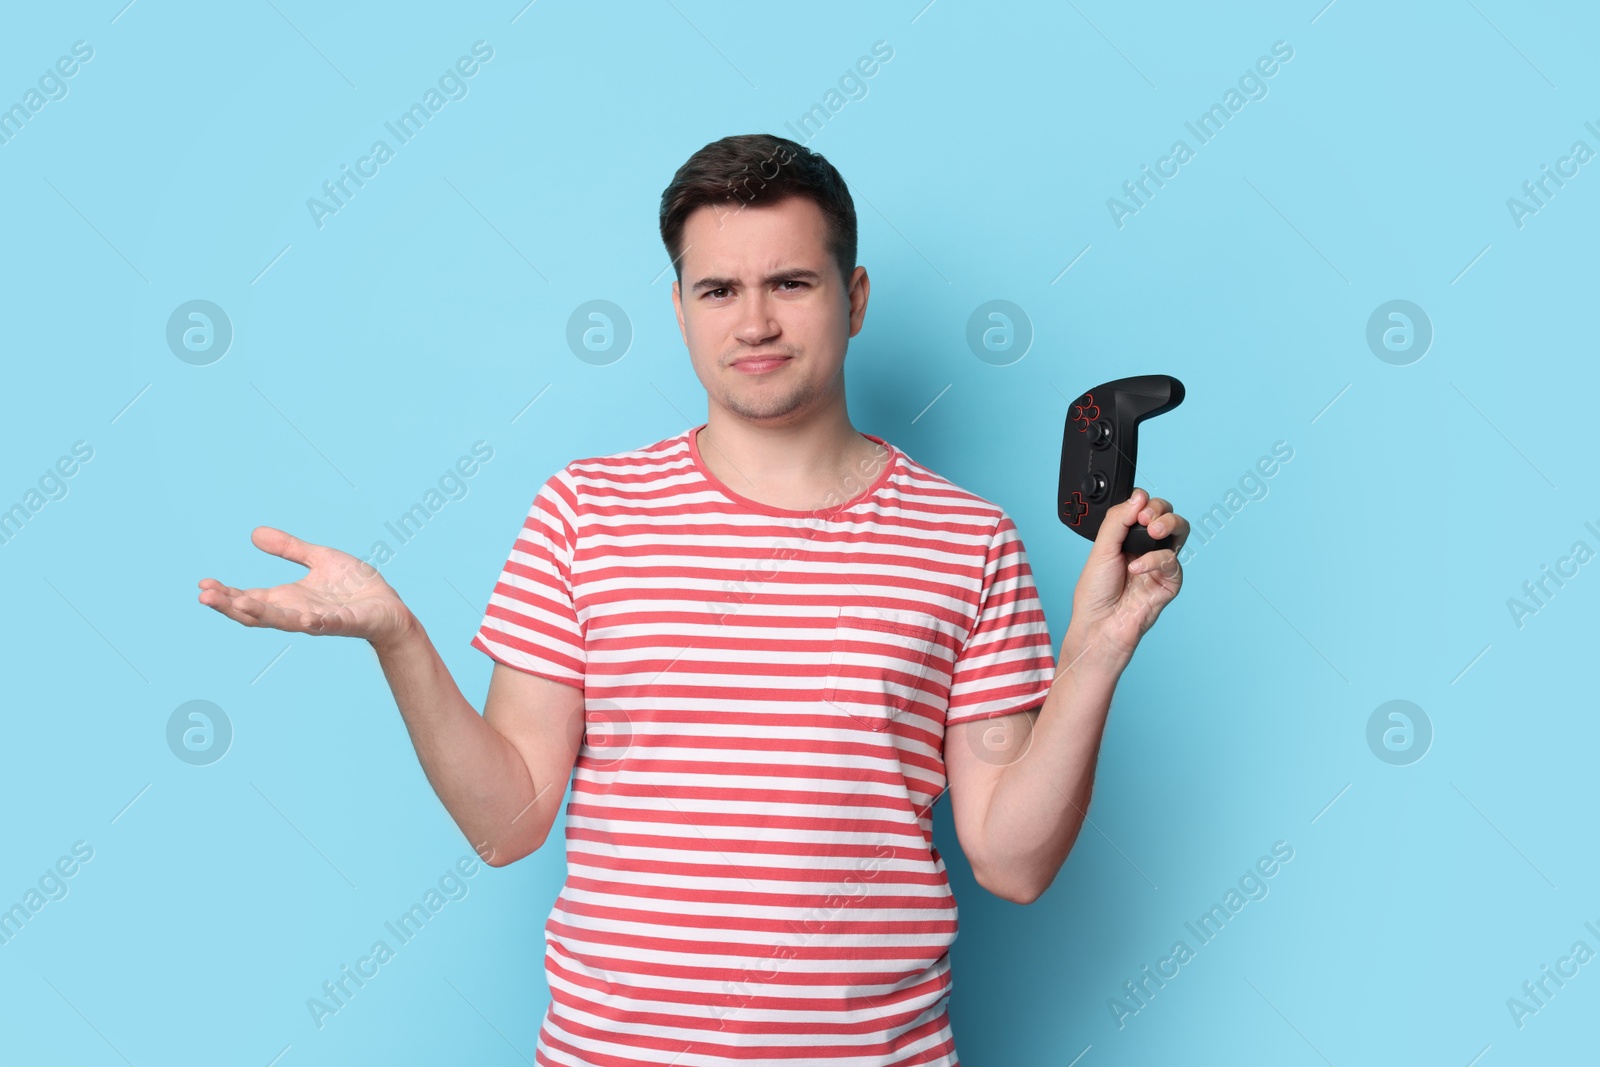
[1057,374,1186,556]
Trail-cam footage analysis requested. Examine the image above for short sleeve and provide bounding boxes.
[945,511,1056,727]
[470,466,585,689]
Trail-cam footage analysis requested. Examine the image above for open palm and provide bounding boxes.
[197,526,412,645]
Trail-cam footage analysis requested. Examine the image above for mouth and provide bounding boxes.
[731,354,791,374]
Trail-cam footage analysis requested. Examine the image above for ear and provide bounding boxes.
[671,279,688,346]
[847,266,869,338]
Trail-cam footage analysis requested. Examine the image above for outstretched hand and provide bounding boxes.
[198,526,414,647]
[1066,488,1187,673]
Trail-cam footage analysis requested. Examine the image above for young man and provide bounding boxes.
[198,133,1188,1066]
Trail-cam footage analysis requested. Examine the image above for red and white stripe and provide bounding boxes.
[472,424,1056,1066]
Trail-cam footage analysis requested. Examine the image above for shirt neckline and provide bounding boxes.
[687,422,899,519]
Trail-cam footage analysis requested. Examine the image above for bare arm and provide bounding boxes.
[371,617,584,866]
[947,489,1189,904]
[199,525,585,868]
[945,625,1120,904]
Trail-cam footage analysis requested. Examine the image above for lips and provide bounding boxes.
[731,354,791,373]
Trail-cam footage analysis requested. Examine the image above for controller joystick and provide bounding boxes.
[1057,374,1185,556]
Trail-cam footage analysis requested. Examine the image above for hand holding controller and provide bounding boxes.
[1057,374,1186,556]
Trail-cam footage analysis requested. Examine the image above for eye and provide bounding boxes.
[705,287,730,300]
[778,280,805,291]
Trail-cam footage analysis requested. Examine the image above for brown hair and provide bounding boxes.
[658,133,857,289]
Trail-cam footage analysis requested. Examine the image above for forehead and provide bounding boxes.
[679,195,830,277]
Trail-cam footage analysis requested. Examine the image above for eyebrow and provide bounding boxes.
[689,268,823,295]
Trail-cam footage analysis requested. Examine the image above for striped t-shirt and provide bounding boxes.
[471,423,1056,1067]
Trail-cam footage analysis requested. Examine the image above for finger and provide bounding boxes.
[1160,513,1190,550]
[198,582,251,611]
[216,586,307,631]
[1138,496,1173,524]
[199,587,268,628]
[1091,488,1148,558]
[199,581,345,636]
[223,588,280,622]
[1144,510,1188,543]
[198,578,248,599]
[1129,548,1181,580]
[251,526,320,569]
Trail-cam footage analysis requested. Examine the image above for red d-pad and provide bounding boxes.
[1071,393,1100,432]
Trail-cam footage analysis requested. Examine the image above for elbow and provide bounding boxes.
[476,831,548,869]
[481,849,516,869]
[975,864,1048,906]
[1001,883,1046,906]
[480,845,529,869]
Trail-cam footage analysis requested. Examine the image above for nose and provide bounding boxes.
[733,287,779,346]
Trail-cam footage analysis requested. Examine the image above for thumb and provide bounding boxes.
[1091,488,1147,560]
[252,525,319,569]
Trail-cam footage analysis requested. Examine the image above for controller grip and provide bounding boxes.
[1122,523,1173,557]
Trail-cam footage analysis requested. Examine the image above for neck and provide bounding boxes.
[696,409,890,511]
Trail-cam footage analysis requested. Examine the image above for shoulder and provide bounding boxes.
[890,445,1010,537]
[553,428,697,503]
[889,447,1036,614]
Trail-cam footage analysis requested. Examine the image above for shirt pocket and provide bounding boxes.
[822,605,946,731]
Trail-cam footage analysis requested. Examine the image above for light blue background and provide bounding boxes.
[2,1,1595,1064]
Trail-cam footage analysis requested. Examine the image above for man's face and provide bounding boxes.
[671,195,867,426]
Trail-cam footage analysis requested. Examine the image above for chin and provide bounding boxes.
[724,389,813,421]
